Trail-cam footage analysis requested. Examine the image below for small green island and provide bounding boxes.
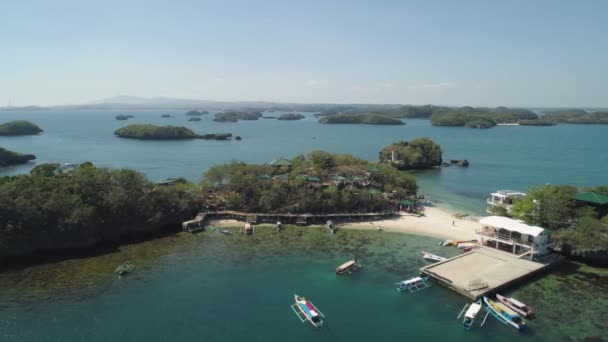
[161,114,172,118]
[277,113,305,121]
[318,113,404,125]
[0,147,36,167]
[213,111,263,122]
[115,114,134,120]
[114,124,234,140]
[0,120,44,136]
[185,110,209,116]
[188,117,202,122]
[541,110,608,124]
[378,138,443,170]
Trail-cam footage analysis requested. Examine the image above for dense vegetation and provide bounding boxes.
[0,163,198,261]
[277,113,305,120]
[115,124,199,139]
[541,111,608,124]
[115,114,134,120]
[0,120,43,135]
[201,151,417,213]
[0,147,36,166]
[318,113,404,125]
[185,110,209,116]
[378,138,442,170]
[510,185,608,261]
[213,111,263,122]
[518,119,556,126]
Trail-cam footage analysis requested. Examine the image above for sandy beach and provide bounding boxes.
[208,206,480,241]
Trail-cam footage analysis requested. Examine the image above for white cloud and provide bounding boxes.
[408,82,453,90]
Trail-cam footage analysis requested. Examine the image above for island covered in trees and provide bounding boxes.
[318,113,404,125]
[0,163,198,261]
[277,113,305,120]
[201,150,417,214]
[114,124,233,140]
[378,138,443,170]
[115,114,134,120]
[0,120,44,135]
[0,147,36,167]
[541,110,608,124]
[213,111,263,122]
[186,110,209,116]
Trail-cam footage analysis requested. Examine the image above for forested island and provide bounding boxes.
[277,113,305,121]
[213,111,263,122]
[0,147,36,167]
[0,120,44,135]
[541,110,608,124]
[318,113,404,125]
[186,110,209,116]
[115,114,134,120]
[188,117,202,122]
[378,138,442,170]
[0,163,198,262]
[114,124,233,140]
[201,150,417,213]
[500,185,608,265]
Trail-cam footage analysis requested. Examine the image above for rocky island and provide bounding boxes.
[318,113,404,125]
[115,114,134,120]
[114,124,234,140]
[185,110,209,116]
[188,117,202,121]
[0,120,44,136]
[0,147,36,167]
[379,138,443,170]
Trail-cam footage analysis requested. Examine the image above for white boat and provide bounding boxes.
[395,276,431,292]
[457,299,482,330]
[421,251,447,262]
[439,239,453,246]
[457,242,477,249]
[336,259,361,275]
[483,296,527,330]
[291,294,325,327]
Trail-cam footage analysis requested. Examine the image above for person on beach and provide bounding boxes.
[452,220,455,226]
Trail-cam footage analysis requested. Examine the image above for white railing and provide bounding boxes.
[475,230,533,247]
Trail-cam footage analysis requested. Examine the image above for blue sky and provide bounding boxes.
[1,0,607,106]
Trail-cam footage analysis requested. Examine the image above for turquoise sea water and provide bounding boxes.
[1,111,608,341]
[0,228,606,342]
[1,110,608,215]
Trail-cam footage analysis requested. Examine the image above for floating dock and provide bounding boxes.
[420,247,562,300]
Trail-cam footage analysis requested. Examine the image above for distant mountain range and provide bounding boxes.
[0,96,606,113]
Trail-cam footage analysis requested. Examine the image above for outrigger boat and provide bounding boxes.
[441,239,477,247]
[291,294,325,327]
[335,259,361,275]
[421,251,447,262]
[457,299,483,330]
[496,294,534,318]
[395,276,431,293]
[457,242,477,249]
[483,296,527,330]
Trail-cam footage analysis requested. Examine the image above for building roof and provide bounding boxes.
[400,199,415,206]
[571,192,608,205]
[491,190,526,198]
[256,174,272,180]
[296,175,321,182]
[479,216,545,237]
[269,157,292,166]
[330,175,347,181]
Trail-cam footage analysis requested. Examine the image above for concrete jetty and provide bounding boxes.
[420,247,562,300]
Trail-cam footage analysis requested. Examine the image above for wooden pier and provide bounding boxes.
[420,247,563,300]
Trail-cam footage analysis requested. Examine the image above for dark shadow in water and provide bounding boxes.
[0,226,181,272]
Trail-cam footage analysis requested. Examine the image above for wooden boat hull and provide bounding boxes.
[483,296,527,330]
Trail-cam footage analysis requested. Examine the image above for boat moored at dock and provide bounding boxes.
[496,294,534,318]
[291,294,325,327]
[483,296,527,330]
[457,299,483,330]
[336,259,361,275]
[396,276,431,292]
[421,251,446,262]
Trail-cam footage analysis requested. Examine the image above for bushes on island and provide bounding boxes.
[318,113,404,125]
[0,163,199,261]
[201,151,416,213]
[213,111,263,122]
[186,110,209,116]
[115,124,199,139]
[115,115,134,120]
[0,147,36,167]
[379,138,442,170]
[277,113,305,121]
[0,120,44,135]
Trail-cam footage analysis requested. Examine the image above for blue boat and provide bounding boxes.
[395,276,431,292]
[483,296,527,330]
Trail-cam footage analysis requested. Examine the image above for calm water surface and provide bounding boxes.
[1,110,607,214]
[0,228,605,342]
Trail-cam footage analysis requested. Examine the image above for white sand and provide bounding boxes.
[342,207,479,241]
[207,206,480,241]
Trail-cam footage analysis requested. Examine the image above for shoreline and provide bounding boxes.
[208,206,480,241]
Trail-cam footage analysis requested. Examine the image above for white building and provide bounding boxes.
[476,216,550,259]
[486,190,526,214]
